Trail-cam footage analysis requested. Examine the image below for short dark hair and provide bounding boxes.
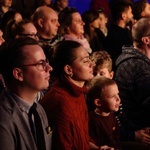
[0,37,38,85]
[50,40,82,78]
[110,0,133,22]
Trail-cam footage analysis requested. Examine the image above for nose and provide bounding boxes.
[47,64,53,72]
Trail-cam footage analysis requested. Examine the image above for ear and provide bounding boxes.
[141,36,150,45]
[13,68,23,81]
[110,71,114,79]
[64,65,73,76]
[94,98,101,107]
[37,18,44,28]
[122,12,126,20]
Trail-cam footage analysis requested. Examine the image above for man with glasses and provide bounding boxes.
[115,17,150,149]
[0,37,53,150]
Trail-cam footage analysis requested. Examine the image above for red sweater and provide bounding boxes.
[41,78,90,150]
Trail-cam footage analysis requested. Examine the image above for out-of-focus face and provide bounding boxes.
[141,3,150,18]
[101,84,120,112]
[70,46,94,87]
[19,45,52,91]
[1,0,12,7]
[18,23,39,41]
[43,0,51,5]
[59,0,68,9]
[90,18,100,29]
[14,13,22,22]
[68,12,85,37]
[0,30,5,45]
[95,67,113,79]
[42,9,60,39]
[125,6,134,23]
[99,13,108,29]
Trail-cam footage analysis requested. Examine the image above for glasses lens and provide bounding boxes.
[36,59,49,71]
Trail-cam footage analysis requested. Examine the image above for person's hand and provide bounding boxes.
[135,127,150,145]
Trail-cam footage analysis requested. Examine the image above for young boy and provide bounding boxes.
[90,51,114,79]
[86,76,121,149]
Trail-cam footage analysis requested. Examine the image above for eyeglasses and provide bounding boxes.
[19,33,38,39]
[18,59,50,71]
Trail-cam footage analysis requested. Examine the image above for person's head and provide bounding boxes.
[0,29,5,45]
[132,17,150,47]
[5,19,39,41]
[86,76,120,114]
[32,6,60,39]
[82,10,100,31]
[39,0,52,6]
[110,0,133,24]
[54,0,68,11]
[51,40,94,87]
[132,0,150,20]
[97,8,108,30]
[90,51,114,79]
[0,0,12,7]
[0,9,22,33]
[59,7,85,37]
[0,37,53,91]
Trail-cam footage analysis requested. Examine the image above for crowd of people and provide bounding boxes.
[1,0,150,150]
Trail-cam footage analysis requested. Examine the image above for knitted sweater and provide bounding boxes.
[41,77,90,150]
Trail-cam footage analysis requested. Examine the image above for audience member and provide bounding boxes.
[115,17,150,149]
[82,10,106,52]
[59,7,92,54]
[4,19,38,41]
[0,9,22,34]
[32,6,63,62]
[106,0,133,71]
[38,0,52,7]
[90,51,114,78]
[51,0,68,14]
[0,0,12,23]
[97,8,108,36]
[86,76,121,149]
[40,40,112,150]
[132,0,150,20]
[0,37,53,149]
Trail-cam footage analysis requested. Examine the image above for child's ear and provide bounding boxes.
[110,71,114,79]
[94,98,101,107]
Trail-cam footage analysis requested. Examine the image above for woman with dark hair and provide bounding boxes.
[40,40,113,150]
[82,10,106,52]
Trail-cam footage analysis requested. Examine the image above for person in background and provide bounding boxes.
[82,10,106,52]
[59,7,92,54]
[97,8,108,37]
[32,6,63,62]
[4,19,39,41]
[132,0,150,21]
[51,0,68,14]
[106,0,133,71]
[40,40,113,150]
[0,37,53,150]
[0,9,22,34]
[90,51,114,79]
[0,0,12,23]
[86,76,121,149]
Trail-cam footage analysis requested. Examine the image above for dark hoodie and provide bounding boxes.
[115,46,150,140]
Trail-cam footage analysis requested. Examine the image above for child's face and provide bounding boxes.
[95,67,113,79]
[101,84,120,112]
[99,13,108,29]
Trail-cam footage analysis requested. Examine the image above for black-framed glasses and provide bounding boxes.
[19,33,39,39]
[18,59,50,71]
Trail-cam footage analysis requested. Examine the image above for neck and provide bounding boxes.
[94,107,110,117]
[67,76,85,87]
[115,20,126,28]
[1,6,9,13]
